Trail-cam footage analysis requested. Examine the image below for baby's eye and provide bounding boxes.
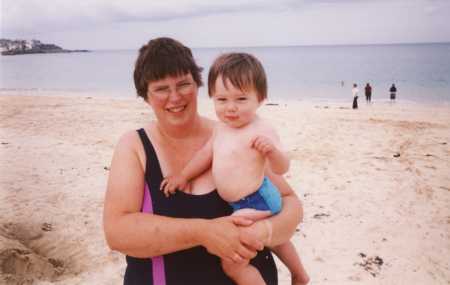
[216,97,226,102]
[237,97,248,101]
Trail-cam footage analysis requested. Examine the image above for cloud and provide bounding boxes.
[2,0,449,48]
[1,0,298,35]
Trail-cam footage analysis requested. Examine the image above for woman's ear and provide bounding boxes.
[144,92,152,106]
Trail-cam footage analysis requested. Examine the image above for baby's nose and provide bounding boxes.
[226,103,237,111]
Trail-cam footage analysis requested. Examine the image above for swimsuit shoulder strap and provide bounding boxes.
[137,128,164,186]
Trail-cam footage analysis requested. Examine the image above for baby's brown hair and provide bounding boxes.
[208,53,267,102]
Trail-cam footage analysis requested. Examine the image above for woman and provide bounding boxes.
[103,37,303,285]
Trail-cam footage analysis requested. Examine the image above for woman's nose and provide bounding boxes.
[168,88,183,101]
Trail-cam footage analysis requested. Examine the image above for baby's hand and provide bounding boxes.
[250,135,275,156]
[160,174,188,197]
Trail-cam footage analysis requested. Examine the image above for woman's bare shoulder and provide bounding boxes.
[116,130,141,149]
[112,125,155,171]
[115,123,155,153]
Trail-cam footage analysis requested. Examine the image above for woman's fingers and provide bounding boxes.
[184,183,192,193]
[240,231,264,251]
[202,217,250,261]
[231,216,253,227]
[236,244,257,260]
[238,221,267,251]
[231,253,243,263]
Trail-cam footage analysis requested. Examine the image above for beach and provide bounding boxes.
[0,91,449,284]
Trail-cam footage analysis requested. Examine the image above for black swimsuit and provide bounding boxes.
[123,129,278,285]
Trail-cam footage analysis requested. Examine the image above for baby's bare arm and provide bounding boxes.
[160,137,213,195]
[265,142,289,174]
[181,136,213,180]
[250,126,289,175]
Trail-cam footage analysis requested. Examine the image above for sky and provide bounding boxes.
[1,0,450,50]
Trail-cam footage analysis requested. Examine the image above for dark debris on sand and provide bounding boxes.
[312,213,330,219]
[355,253,384,277]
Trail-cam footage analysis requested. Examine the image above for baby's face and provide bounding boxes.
[212,76,261,128]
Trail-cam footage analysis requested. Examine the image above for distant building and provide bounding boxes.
[25,40,33,50]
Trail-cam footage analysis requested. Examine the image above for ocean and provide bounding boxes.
[1,43,450,103]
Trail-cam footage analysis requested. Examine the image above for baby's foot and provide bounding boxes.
[292,273,310,285]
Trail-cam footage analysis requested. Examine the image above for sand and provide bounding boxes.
[0,91,449,284]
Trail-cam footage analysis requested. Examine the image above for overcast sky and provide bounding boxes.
[1,0,450,50]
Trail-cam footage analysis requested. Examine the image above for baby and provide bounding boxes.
[161,53,309,285]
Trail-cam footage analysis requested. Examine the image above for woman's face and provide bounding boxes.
[146,73,198,128]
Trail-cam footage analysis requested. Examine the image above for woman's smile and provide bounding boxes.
[166,105,187,113]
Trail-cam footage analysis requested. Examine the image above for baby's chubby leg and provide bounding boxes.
[222,258,266,285]
[273,242,310,285]
[232,208,272,221]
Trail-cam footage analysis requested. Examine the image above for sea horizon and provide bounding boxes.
[2,42,450,104]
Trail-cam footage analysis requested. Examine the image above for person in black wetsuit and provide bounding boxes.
[103,37,303,285]
[389,83,397,103]
[365,83,372,104]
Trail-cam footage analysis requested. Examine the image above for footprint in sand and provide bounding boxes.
[0,247,64,284]
[0,223,65,284]
[0,222,43,242]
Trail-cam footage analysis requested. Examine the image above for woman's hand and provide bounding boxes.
[238,219,272,249]
[200,216,260,263]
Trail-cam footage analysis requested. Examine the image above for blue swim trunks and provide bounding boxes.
[229,177,282,215]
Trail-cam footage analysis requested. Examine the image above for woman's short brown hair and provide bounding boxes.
[133,37,203,100]
[208,53,267,102]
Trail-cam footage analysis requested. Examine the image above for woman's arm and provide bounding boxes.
[103,131,259,260]
[265,172,303,246]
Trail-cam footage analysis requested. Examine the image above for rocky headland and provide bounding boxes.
[0,39,89,56]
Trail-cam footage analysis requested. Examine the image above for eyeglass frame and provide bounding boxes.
[147,78,197,99]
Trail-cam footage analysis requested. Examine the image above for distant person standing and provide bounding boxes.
[365,83,372,103]
[389,83,397,103]
[352,83,359,109]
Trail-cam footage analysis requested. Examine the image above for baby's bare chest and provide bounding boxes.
[213,128,260,160]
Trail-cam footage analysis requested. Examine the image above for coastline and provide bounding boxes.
[1,49,90,56]
[1,92,449,284]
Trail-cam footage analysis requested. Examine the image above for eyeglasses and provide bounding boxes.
[148,80,196,99]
